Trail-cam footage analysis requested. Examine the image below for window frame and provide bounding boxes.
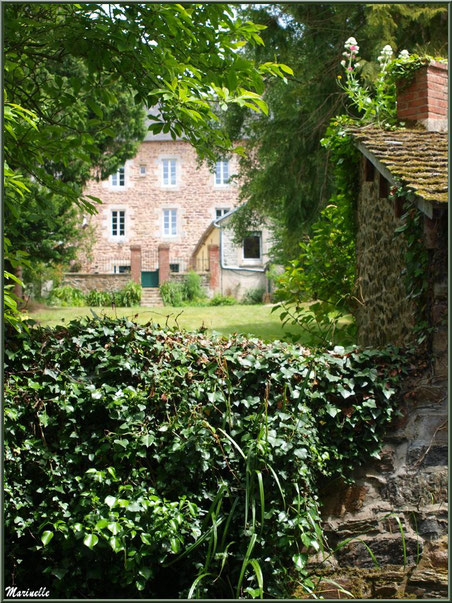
[215,207,231,220]
[215,160,230,186]
[163,208,178,237]
[111,209,126,238]
[162,158,177,187]
[111,166,125,188]
[242,232,262,264]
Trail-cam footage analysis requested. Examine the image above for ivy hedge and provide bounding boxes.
[5,317,408,598]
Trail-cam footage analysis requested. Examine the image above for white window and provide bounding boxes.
[162,159,177,186]
[111,166,125,187]
[163,209,177,236]
[113,265,130,274]
[215,160,229,185]
[139,165,147,176]
[216,207,231,219]
[243,233,262,262]
[111,210,125,237]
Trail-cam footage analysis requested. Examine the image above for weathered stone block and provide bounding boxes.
[336,534,422,568]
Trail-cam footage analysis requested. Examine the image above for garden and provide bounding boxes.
[4,2,446,599]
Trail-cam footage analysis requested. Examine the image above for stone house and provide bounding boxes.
[65,125,271,303]
[314,60,448,598]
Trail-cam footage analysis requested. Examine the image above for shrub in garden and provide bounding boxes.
[241,287,265,305]
[160,280,185,306]
[5,317,408,598]
[183,270,207,302]
[47,284,85,307]
[208,293,237,306]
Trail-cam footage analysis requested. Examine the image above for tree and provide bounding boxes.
[4,2,288,320]
[225,3,447,261]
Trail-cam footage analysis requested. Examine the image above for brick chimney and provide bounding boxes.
[397,60,448,131]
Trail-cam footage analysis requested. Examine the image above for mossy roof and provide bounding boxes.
[350,127,448,204]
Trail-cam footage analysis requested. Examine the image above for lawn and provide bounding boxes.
[27,303,354,346]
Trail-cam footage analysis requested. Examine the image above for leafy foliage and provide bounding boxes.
[241,287,265,305]
[5,317,408,598]
[273,116,359,346]
[48,282,142,308]
[225,4,447,260]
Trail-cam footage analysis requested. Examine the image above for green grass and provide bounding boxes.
[27,304,354,346]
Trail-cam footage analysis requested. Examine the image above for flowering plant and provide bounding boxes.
[337,37,403,127]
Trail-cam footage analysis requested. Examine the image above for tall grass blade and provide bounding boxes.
[321,579,355,598]
[163,517,225,567]
[218,428,246,459]
[393,515,407,568]
[267,463,285,510]
[187,571,213,599]
[355,537,380,568]
[235,533,257,599]
[248,558,264,599]
[256,470,265,531]
[219,496,239,552]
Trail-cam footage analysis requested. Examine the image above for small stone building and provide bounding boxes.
[190,209,273,300]
[313,61,448,598]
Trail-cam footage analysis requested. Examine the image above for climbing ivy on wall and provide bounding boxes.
[5,317,408,598]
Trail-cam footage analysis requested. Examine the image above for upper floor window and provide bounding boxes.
[111,166,125,187]
[243,233,262,262]
[111,210,125,237]
[215,160,229,185]
[162,159,177,186]
[163,209,177,236]
[139,165,147,176]
[216,207,231,219]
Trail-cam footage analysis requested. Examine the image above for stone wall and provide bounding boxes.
[308,159,448,599]
[63,273,130,293]
[355,157,416,346]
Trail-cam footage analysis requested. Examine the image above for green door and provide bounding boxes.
[141,270,159,288]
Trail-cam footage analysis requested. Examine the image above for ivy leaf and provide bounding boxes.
[83,533,99,549]
[41,530,54,546]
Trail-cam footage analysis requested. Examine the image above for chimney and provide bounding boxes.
[396,60,448,131]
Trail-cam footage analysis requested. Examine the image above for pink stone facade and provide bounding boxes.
[80,140,240,278]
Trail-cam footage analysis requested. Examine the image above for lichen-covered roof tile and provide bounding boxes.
[349,127,448,204]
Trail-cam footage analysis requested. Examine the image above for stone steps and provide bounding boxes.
[140,288,163,307]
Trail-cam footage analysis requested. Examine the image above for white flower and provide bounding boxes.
[398,49,410,59]
[345,37,357,46]
[381,44,393,57]
[341,60,346,67]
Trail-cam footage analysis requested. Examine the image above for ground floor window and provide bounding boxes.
[169,263,180,273]
[243,233,262,261]
[113,265,130,274]
[216,207,231,219]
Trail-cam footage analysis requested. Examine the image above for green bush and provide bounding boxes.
[160,281,185,306]
[47,285,86,307]
[241,287,265,305]
[116,280,142,306]
[85,289,113,307]
[183,270,206,302]
[5,317,407,598]
[208,294,237,306]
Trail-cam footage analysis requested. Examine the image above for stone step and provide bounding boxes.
[141,288,163,306]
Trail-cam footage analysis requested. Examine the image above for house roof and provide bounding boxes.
[350,127,448,205]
